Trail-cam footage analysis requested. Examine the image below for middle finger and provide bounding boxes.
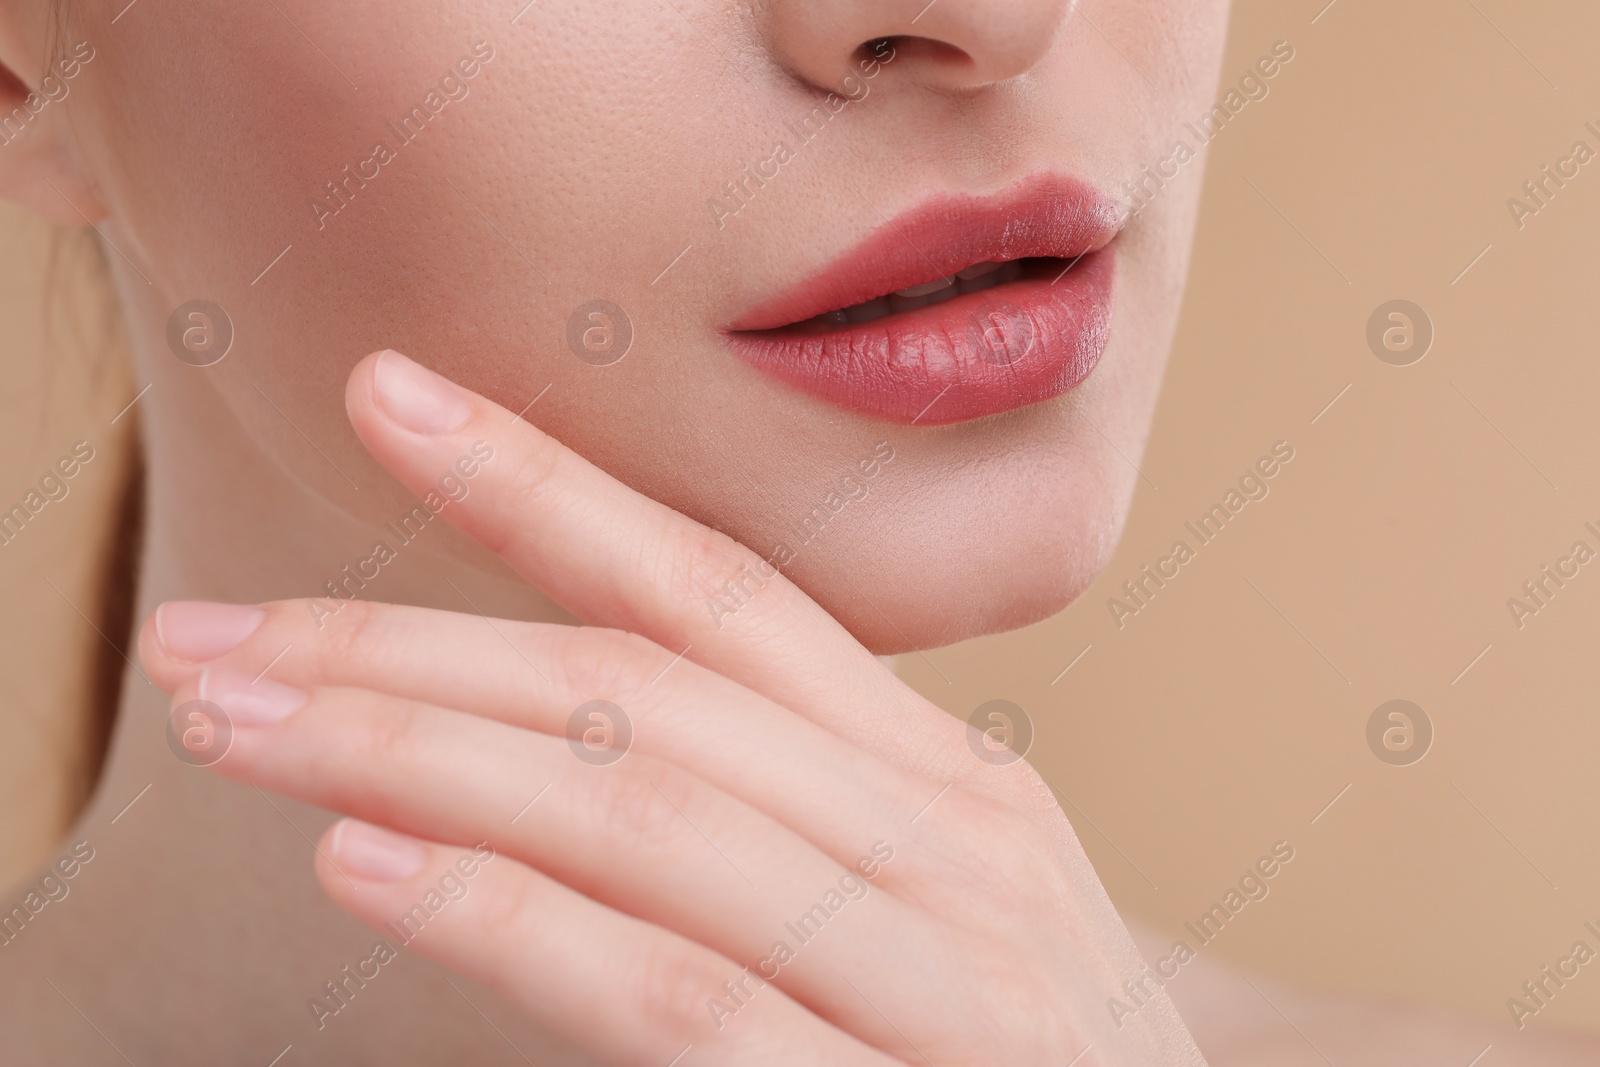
[142,598,951,891]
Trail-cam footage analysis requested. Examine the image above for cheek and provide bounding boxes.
[78,1,721,503]
[70,0,1225,651]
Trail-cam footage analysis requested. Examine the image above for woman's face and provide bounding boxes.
[50,0,1230,651]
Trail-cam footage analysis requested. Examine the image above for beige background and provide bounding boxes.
[900,0,1600,1031]
[4,0,1599,1036]
[0,217,135,888]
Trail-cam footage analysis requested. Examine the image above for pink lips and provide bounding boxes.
[724,173,1122,425]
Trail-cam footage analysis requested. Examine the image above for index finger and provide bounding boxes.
[344,350,970,775]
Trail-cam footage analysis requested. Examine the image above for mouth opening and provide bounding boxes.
[776,256,1074,333]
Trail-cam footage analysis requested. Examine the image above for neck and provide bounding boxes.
[2,287,579,1063]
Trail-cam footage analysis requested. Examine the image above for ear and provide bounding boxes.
[0,5,106,228]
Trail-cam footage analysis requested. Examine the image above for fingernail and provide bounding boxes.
[329,820,429,882]
[372,350,472,435]
[155,602,265,662]
[199,666,307,726]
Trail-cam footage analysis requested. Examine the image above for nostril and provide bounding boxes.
[855,35,974,74]
[861,36,896,59]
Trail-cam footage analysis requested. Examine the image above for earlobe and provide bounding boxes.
[0,8,107,228]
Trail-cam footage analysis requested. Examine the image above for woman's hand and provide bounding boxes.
[139,350,1203,1065]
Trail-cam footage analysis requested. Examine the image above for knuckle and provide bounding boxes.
[990,760,1062,818]
[358,693,431,771]
[470,868,537,937]
[464,871,554,977]
[506,431,566,498]
[630,941,730,1043]
[302,596,385,673]
[957,750,1061,821]
[923,789,1055,904]
[554,626,671,701]
[499,435,566,511]
[469,435,567,558]
[653,518,771,612]
[583,758,695,845]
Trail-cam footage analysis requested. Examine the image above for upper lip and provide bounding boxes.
[726,172,1123,333]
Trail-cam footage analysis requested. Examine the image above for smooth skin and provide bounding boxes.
[6,0,1600,1061]
[139,350,1205,1065]
[130,354,1600,1065]
[0,0,1233,653]
[0,2,1242,1058]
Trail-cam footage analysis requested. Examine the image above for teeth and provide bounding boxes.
[789,258,1040,332]
[843,296,892,324]
[893,275,956,298]
[955,261,1004,280]
[889,284,960,315]
[961,271,1001,296]
[958,259,1023,296]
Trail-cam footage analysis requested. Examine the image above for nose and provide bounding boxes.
[762,0,1076,94]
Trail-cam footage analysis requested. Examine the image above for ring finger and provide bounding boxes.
[177,667,979,1057]
[314,820,895,1067]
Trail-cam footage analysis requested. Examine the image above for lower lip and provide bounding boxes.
[725,250,1115,425]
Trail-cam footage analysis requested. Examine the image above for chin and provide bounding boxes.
[766,443,1135,655]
